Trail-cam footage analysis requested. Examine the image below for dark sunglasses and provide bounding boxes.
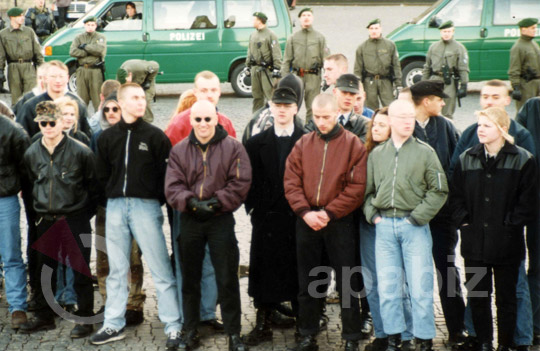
[39,121,56,127]
[103,107,119,113]
[194,117,213,123]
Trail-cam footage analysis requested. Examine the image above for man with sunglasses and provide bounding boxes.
[21,101,99,337]
[165,100,251,351]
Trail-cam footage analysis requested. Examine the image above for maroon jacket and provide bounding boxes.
[284,124,367,219]
[165,125,252,214]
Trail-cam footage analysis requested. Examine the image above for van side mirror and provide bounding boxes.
[428,16,442,28]
[224,16,236,28]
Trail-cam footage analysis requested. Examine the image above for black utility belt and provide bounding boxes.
[7,59,32,64]
[365,73,391,80]
[81,63,101,69]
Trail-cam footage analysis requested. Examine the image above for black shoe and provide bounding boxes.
[70,324,93,338]
[464,336,479,351]
[90,326,126,345]
[267,309,295,329]
[515,346,529,351]
[401,339,414,351]
[178,329,200,350]
[125,310,144,326]
[479,342,494,351]
[166,330,182,350]
[360,312,373,339]
[386,334,402,351]
[292,335,318,351]
[244,309,273,346]
[318,313,329,333]
[365,338,389,351]
[19,317,56,334]
[200,319,224,332]
[27,299,38,312]
[533,334,540,346]
[275,302,296,318]
[417,338,433,351]
[345,340,359,351]
[448,330,467,349]
[229,334,248,351]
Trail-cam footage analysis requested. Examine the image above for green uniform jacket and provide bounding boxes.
[69,31,107,66]
[281,26,329,76]
[508,35,540,87]
[363,136,448,226]
[246,27,282,70]
[422,39,469,83]
[120,59,159,86]
[353,37,402,87]
[0,26,43,68]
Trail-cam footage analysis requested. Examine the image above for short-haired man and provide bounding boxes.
[364,99,448,351]
[165,100,251,351]
[16,60,92,138]
[0,113,30,330]
[69,16,107,110]
[353,80,374,119]
[91,84,182,348]
[422,21,469,119]
[245,11,282,112]
[508,18,540,111]
[117,59,160,122]
[25,0,57,43]
[354,19,402,110]
[410,80,467,346]
[165,70,236,146]
[13,62,50,117]
[323,53,348,91]
[21,101,99,337]
[285,93,367,351]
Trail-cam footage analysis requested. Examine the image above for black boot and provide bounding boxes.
[267,309,295,329]
[243,309,273,346]
[344,340,359,351]
[360,311,373,339]
[229,334,248,351]
[365,337,389,351]
[386,334,401,351]
[496,346,515,351]
[293,335,318,351]
[417,338,433,351]
[448,330,467,350]
[401,339,415,351]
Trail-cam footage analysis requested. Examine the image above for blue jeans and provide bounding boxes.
[172,209,218,322]
[0,195,27,313]
[464,260,533,345]
[360,218,413,340]
[104,198,181,334]
[375,217,436,339]
[55,256,77,305]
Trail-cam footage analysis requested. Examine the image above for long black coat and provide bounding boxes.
[244,124,304,304]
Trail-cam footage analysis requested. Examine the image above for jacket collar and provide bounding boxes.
[39,132,68,155]
[316,123,343,141]
[188,124,228,147]
[118,117,144,131]
[467,141,519,157]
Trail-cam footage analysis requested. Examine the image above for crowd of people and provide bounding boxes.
[0,4,540,351]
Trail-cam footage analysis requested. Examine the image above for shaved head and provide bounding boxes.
[190,100,217,119]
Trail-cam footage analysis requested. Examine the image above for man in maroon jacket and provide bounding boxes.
[165,100,252,351]
[284,93,368,351]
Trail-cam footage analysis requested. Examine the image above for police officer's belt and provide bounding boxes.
[82,63,100,69]
[521,74,540,81]
[365,73,391,80]
[433,72,445,77]
[7,58,32,64]
[293,67,318,77]
[380,209,412,218]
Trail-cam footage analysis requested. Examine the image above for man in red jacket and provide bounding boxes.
[165,70,236,146]
[284,93,367,351]
[165,100,251,351]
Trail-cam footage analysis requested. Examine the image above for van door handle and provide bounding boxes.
[143,33,149,42]
[480,28,487,38]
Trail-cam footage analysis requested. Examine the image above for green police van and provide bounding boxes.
[388,0,540,87]
[42,0,292,97]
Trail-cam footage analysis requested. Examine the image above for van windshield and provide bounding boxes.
[410,0,444,24]
[71,0,109,28]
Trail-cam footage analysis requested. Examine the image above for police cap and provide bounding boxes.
[518,18,538,28]
[83,16,97,24]
[34,101,60,122]
[298,8,312,18]
[272,87,297,104]
[336,74,360,94]
[438,20,454,30]
[366,18,380,29]
[253,12,268,24]
[7,7,24,17]
[410,80,449,99]
[116,68,128,84]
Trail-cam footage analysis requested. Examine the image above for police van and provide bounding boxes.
[43,0,292,97]
[388,0,540,87]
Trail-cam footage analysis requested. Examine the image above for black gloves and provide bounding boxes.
[187,197,221,221]
[512,86,522,101]
[78,43,87,50]
[242,66,250,77]
[0,70,5,83]
[457,83,467,99]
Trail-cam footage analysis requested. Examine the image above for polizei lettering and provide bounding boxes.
[169,32,206,41]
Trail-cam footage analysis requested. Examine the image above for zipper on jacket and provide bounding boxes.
[316,142,329,206]
[390,150,399,217]
[122,130,131,196]
[198,146,208,200]
[48,158,53,211]
[236,158,240,179]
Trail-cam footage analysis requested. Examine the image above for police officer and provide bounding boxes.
[69,16,106,111]
[245,12,282,113]
[282,8,329,121]
[25,0,57,44]
[0,7,44,105]
[422,21,469,119]
[354,19,402,111]
[508,18,540,111]
[117,59,159,123]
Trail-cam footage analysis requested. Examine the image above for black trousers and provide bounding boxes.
[179,213,241,334]
[33,214,94,320]
[57,7,68,28]
[296,214,362,340]
[465,259,520,346]
[430,218,466,334]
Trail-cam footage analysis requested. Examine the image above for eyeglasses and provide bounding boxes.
[194,117,213,123]
[103,107,119,113]
[39,121,56,127]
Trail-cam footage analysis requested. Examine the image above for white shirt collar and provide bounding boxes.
[274,123,294,137]
[338,111,353,125]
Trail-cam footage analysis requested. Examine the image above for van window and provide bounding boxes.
[100,1,143,31]
[493,0,540,25]
[153,1,217,30]
[436,0,483,27]
[223,0,278,28]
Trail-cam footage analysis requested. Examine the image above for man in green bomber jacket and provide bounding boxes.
[363,99,448,351]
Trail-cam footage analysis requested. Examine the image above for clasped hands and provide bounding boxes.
[302,210,330,231]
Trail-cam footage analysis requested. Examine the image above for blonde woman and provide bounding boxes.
[56,97,90,146]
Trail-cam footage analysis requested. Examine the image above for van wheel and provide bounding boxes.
[231,64,252,97]
[402,61,425,87]
[68,63,78,93]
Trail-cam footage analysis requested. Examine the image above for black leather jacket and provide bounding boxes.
[0,115,30,197]
[23,133,99,216]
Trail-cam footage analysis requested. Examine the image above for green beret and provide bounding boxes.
[439,20,454,30]
[298,8,312,18]
[253,12,268,23]
[366,18,380,29]
[518,18,538,28]
[83,16,97,24]
[116,68,128,84]
[34,101,60,122]
[7,7,24,17]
